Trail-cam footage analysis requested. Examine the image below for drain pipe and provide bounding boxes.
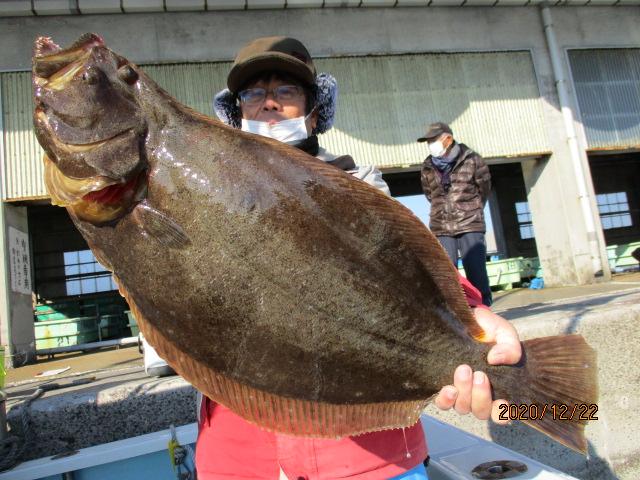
[540,4,607,278]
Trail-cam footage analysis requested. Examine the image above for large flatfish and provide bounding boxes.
[32,33,597,452]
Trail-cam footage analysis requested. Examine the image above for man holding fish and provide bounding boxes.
[204,35,522,480]
[32,33,596,480]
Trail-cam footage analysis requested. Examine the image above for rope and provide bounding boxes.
[0,383,59,472]
[168,424,196,480]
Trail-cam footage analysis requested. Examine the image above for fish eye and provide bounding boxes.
[81,68,99,85]
[118,65,138,85]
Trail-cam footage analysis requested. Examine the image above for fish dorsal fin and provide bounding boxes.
[372,191,486,341]
[296,154,487,341]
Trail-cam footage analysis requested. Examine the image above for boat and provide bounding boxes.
[0,415,577,480]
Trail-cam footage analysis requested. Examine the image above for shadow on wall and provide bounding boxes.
[314,51,551,162]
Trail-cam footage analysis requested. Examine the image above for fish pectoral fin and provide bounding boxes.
[133,203,191,249]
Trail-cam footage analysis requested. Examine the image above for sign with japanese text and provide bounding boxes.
[9,226,32,295]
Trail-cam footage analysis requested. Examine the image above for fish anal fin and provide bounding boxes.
[123,288,430,437]
[133,202,190,249]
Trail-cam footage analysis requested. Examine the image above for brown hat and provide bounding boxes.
[417,122,453,143]
[227,36,317,94]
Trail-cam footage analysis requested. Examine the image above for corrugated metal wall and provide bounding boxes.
[1,72,48,200]
[569,48,640,150]
[142,63,227,119]
[2,51,548,201]
[317,52,549,167]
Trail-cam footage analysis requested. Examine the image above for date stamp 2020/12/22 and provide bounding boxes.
[498,403,599,421]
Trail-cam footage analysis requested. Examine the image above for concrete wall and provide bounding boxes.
[2,7,638,68]
[0,204,35,368]
[1,6,638,288]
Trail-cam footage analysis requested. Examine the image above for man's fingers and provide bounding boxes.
[453,365,472,415]
[470,371,492,420]
[434,386,458,411]
[472,308,522,365]
[472,307,504,338]
[487,339,522,365]
[491,399,511,425]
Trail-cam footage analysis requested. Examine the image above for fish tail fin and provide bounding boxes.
[493,334,598,454]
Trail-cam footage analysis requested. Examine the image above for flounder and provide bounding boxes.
[32,34,598,453]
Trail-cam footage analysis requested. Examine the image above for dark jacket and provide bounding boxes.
[420,143,491,236]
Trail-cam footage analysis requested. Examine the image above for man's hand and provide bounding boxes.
[434,307,522,424]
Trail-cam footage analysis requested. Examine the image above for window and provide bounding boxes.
[64,249,118,296]
[515,202,535,240]
[597,192,633,230]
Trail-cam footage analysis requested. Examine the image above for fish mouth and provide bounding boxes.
[35,107,133,149]
[33,34,104,83]
[44,154,146,224]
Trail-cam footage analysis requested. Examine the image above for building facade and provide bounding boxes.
[1,2,639,366]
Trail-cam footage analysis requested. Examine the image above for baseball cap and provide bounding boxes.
[227,36,316,94]
[417,122,453,143]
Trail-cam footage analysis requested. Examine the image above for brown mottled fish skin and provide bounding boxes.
[32,34,598,453]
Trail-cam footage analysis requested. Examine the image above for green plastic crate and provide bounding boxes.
[125,311,140,337]
[99,314,128,340]
[34,302,82,322]
[459,256,540,288]
[485,258,522,289]
[34,316,99,350]
[34,295,128,323]
[607,241,640,270]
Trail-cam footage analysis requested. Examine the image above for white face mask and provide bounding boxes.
[241,115,310,144]
[428,140,447,158]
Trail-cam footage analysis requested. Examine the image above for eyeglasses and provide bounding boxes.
[238,85,304,105]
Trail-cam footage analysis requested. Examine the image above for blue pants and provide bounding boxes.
[390,463,429,479]
[437,232,492,306]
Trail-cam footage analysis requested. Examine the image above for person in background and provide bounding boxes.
[199,36,521,480]
[419,122,494,306]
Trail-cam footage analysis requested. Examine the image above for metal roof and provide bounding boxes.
[0,0,631,17]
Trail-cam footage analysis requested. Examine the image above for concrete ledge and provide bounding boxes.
[7,376,196,461]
